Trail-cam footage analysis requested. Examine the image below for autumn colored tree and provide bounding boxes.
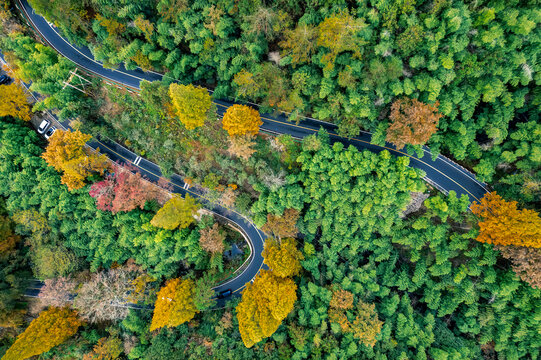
[279,23,317,67]
[327,294,383,347]
[42,129,109,191]
[350,301,383,348]
[0,83,32,121]
[89,164,166,214]
[329,288,354,310]
[222,104,262,137]
[31,277,77,314]
[83,336,123,360]
[215,311,233,336]
[199,223,225,254]
[150,278,198,331]
[317,12,366,71]
[471,192,541,248]
[134,15,154,42]
[385,97,443,150]
[262,238,304,278]
[73,267,148,323]
[12,209,50,240]
[261,208,300,239]
[236,270,297,348]
[0,215,20,255]
[498,245,541,289]
[168,83,211,130]
[232,69,259,99]
[227,134,257,160]
[150,194,200,230]
[2,307,82,360]
[327,288,355,332]
[220,186,237,208]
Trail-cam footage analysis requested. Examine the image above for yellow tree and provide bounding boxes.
[222,104,262,137]
[471,192,541,248]
[168,83,212,130]
[317,12,367,71]
[279,23,318,67]
[2,307,82,360]
[150,278,198,331]
[150,194,200,230]
[0,82,32,121]
[236,270,297,348]
[232,69,260,99]
[42,129,109,191]
[262,238,304,278]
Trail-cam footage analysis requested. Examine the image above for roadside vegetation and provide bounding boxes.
[0,0,540,359]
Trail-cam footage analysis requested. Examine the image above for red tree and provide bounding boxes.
[89,164,167,214]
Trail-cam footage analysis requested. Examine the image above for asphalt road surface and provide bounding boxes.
[15,0,490,298]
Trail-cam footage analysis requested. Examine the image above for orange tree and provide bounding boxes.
[150,194,200,230]
[42,129,109,191]
[168,83,212,130]
[471,192,541,248]
[236,269,297,348]
[2,307,82,360]
[150,278,198,331]
[222,104,262,137]
[261,237,304,278]
[385,97,443,150]
[0,82,32,121]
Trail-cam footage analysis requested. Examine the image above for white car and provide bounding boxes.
[37,119,50,134]
[44,126,57,140]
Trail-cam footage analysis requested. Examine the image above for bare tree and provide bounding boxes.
[73,267,148,323]
[30,277,77,314]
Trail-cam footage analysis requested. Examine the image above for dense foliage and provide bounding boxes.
[0,83,32,122]
[42,129,109,190]
[0,0,539,357]
[150,278,198,331]
[0,118,203,277]
[251,135,540,358]
[2,307,81,360]
[25,0,539,162]
[471,191,541,247]
[237,270,297,348]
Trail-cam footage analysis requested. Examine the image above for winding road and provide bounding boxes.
[15,0,489,297]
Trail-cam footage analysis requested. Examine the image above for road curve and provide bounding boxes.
[16,0,489,296]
